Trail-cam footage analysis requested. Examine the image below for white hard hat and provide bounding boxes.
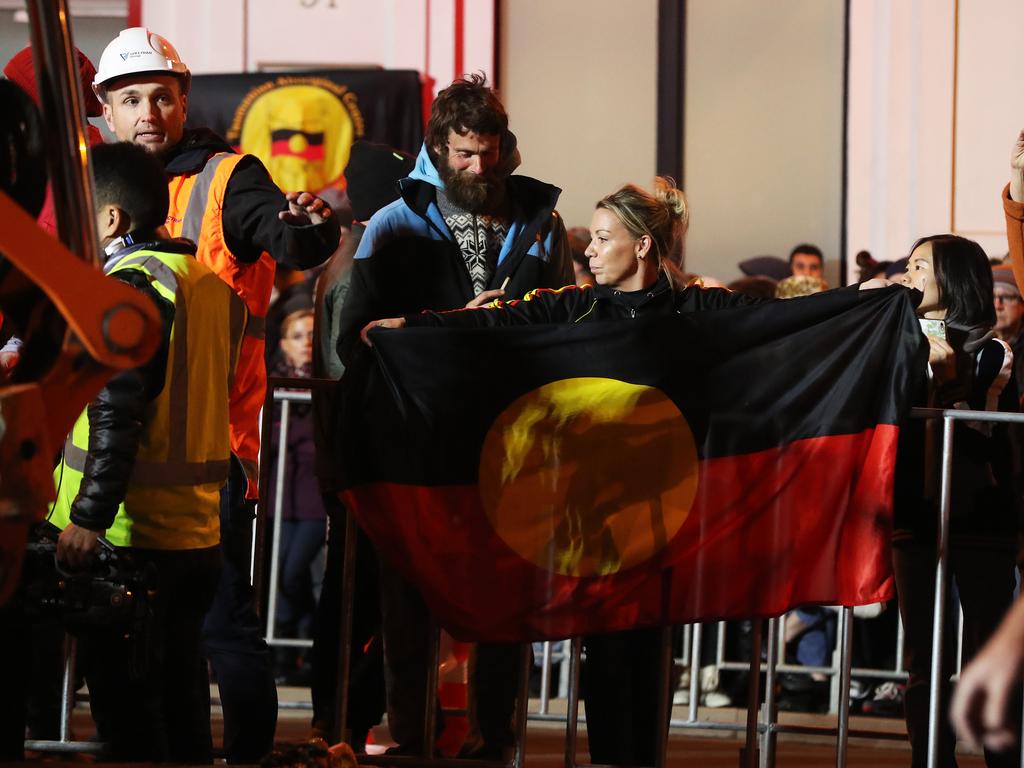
[92,27,190,98]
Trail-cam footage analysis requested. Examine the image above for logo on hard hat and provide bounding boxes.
[227,75,365,195]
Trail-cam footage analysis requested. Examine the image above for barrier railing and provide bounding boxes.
[36,382,1024,768]
[256,391,1024,768]
[263,386,316,653]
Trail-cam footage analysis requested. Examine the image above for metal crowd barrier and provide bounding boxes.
[252,386,1024,768]
[264,386,317,654]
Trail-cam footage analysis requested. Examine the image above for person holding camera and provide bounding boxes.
[892,235,1021,767]
[49,141,244,763]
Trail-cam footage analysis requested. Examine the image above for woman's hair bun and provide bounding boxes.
[653,176,688,221]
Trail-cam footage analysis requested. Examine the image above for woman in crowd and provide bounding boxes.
[363,177,758,332]
[892,235,1019,768]
[364,176,764,766]
[268,307,328,684]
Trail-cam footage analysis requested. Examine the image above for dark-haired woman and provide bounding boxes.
[894,235,1020,768]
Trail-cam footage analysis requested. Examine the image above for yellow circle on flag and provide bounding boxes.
[478,377,699,577]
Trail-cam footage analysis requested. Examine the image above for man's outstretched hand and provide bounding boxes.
[279,191,333,226]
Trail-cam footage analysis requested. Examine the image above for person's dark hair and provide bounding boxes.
[727,276,778,300]
[426,73,508,162]
[789,243,823,264]
[596,177,689,290]
[910,234,995,328]
[91,141,169,233]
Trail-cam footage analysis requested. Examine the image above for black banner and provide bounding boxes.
[186,69,424,196]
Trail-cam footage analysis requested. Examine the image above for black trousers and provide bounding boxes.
[378,560,522,754]
[310,494,385,745]
[582,628,664,767]
[0,592,30,760]
[202,456,278,763]
[85,545,221,763]
[894,539,1021,768]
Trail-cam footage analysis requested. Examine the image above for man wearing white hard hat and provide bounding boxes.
[91,26,341,763]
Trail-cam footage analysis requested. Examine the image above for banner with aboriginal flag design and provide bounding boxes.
[338,286,926,642]
[186,69,425,197]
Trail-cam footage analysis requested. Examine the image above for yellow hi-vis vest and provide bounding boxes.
[49,247,246,549]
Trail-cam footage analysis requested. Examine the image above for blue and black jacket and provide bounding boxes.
[337,143,572,365]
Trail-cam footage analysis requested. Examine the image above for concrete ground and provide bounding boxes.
[26,687,989,767]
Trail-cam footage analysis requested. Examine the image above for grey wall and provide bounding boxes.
[684,0,846,284]
[0,9,125,75]
[499,0,659,232]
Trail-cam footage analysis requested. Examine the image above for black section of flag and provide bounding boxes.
[338,285,926,488]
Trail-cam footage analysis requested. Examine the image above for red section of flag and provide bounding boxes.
[343,426,897,642]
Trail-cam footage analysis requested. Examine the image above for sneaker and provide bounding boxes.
[861,681,904,717]
[849,679,873,713]
[673,664,692,705]
[702,690,732,708]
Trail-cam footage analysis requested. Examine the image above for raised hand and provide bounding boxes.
[1011,130,1024,203]
[279,191,333,226]
[465,288,505,308]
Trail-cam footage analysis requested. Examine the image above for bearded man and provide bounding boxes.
[336,74,571,759]
[337,74,571,364]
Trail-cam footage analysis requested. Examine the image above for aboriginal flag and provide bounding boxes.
[339,286,926,642]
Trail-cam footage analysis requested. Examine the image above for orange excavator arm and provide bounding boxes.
[0,192,161,604]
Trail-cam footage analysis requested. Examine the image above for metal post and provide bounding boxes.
[742,619,762,768]
[265,397,290,639]
[1019,681,1024,768]
[687,623,702,722]
[955,603,964,675]
[25,0,100,262]
[558,639,571,699]
[836,607,853,768]
[512,643,532,768]
[564,637,582,768]
[422,624,440,759]
[895,611,905,674]
[59,633,75,741]
[761,617,779,768]
[926,416,955,768]
[329,509,359,745]
[539,641,553,715]
[254,398,274,615]
[654,626,673,768]
[717,620,727,667]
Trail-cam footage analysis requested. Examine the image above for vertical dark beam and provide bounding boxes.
[839,0,851,285]
[492,0,502,92]
[453,0,465,78]
[656,0,686,184]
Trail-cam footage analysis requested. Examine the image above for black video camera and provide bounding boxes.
[20,522,157,676]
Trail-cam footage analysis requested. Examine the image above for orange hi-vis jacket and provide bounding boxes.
[166,152,274,498]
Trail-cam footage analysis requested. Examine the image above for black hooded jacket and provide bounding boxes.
[162,128,340,269]
[335,144,573,366]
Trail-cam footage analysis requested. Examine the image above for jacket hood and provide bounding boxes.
[405,131,523,190]
[163,127,236,175]
[408,144,442,188]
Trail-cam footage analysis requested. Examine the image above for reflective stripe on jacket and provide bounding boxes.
[50,247,245,549]
[166,151,273,495]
